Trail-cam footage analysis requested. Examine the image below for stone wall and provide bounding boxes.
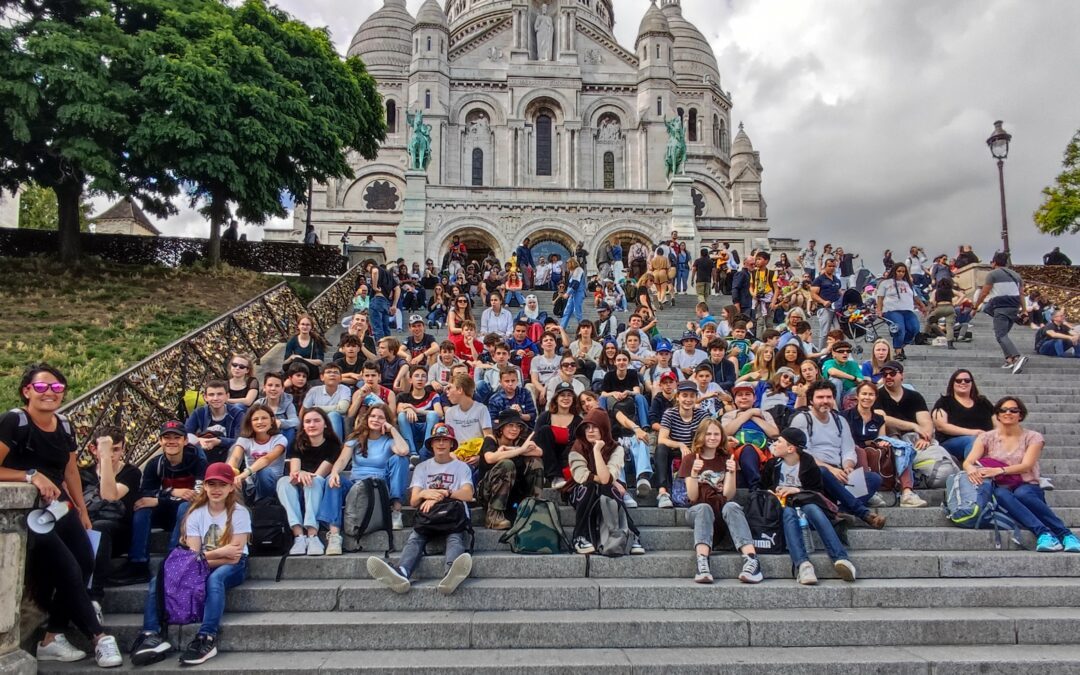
[0,483,38,674]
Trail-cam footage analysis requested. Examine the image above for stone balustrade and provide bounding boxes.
[0,483,39,674]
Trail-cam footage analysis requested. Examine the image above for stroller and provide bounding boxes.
[837,288,896,354]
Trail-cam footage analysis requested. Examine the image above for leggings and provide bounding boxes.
[28,510,103,637]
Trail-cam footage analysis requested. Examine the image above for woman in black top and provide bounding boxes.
[932,369,995,461]
[225,352,259,408]
[528,382,583,486]
[283,313,326,380]
[276,409,341,556]
[842,381,925,508]
[0,364,122,666]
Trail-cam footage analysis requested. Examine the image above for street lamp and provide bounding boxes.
[986,120,1012,257]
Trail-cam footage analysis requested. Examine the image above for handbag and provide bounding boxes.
[977,457,1024,490]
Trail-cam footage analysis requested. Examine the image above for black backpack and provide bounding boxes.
[745,491,786,554]
[248,497,291,581]
[413,499,475,553]
[767,404,797,432]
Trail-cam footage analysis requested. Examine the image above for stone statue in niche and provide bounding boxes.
[363,180,400,211]
[597,118,620,143]
[691,188,706,218]
[468,114,489,138]
[534,3,553,61]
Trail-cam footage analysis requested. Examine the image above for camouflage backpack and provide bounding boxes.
[498,497,571,554]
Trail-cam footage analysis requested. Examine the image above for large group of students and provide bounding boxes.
[3,234,1078,669]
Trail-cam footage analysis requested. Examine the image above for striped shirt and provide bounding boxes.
[660,407,709,446]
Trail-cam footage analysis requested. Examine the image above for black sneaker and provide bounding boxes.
[108,561,150,587]
[130,631,171,667]
[179,634,216,666]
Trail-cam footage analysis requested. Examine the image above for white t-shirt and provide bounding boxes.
[302,385,352,413]
[444,402,492,443]
[410,457,474,517]
[531,354,561,386]
[233,434,287,473]
[779,462,801,488]
[185,503,252,555]
[672,348,708,372]
[875,279,917,313]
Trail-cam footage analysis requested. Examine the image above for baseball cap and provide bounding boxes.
[776,367,797,379]
[424,423,459,452]
[779,427,807,449]
[677,381,697,393]
[655,339,673,353]
[553,381,577,396]
[597,302,612,313]
[159,420,186,437]
[659,371,678,383]
[731,382,756,394]
[204,462,237,484]
[409,314,424,325]
[881,360,904,374]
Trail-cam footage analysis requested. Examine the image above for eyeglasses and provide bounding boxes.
[231,362,249,369]
[954,378,972,384]
[561,363,577,369]
[29,382,66,394]
[834,349,851,355]
[997,407,1021,414]
[881,370,899,377]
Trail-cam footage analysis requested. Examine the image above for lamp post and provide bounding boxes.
[986,120,1012,257]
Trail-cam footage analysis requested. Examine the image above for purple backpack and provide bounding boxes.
[158,548,211,625]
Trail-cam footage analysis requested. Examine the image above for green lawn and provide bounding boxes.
[0,258,277,411]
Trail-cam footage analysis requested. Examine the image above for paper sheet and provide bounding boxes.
[846,467,869,498]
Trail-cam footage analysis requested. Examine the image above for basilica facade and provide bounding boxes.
[276,0,771,264]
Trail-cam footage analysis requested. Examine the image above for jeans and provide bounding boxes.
[675,267,689,293]
[398,530,469,578]
[994,484,1073,540]
[426,307,447,327]
[371,295,391,341]
[618,438,653,483]
[560,293,584,329]
[598,394,650,429]
[398,411,440,459]
[29,510,102,637]
[316,461,409,528]
[276,474,326,530]
[683,502,754,551]
[1039,339,1080,357]
[280,427,297,451]
[782,503,848,565]
[991,307,1020,359]
[818,465,882,519]
[883,310,922,350]
[326,411,346,442]
[129,499,192,563]
[142,557,248,637]
[506,290,525,306]
[653,444,677,491]
[941,436,976,461]
[736,446,764,491]
[247,465,284,502]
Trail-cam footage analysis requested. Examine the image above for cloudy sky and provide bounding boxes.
[114,0,1080,265]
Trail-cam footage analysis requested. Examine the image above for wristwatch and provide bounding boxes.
[24,469,36,483]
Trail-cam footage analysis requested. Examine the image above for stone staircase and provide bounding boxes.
[45,289,1080,673]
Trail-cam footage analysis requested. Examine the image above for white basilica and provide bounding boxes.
[278,0,775,264]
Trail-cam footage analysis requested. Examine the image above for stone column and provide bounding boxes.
[0,483,38,674]
[669,175,698,254]
[398,170,429,264]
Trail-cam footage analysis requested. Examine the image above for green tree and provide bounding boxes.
[18,182,92,231]
[1035,130,1080,236]
[127,0,386,266]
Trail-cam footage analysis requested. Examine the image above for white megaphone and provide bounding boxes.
[27,500,70,534]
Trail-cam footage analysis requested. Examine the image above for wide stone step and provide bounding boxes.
[90,606,1080,653]
[38,643,1080,674]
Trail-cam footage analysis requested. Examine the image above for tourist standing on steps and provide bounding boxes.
[810,258,843,345]
[797,239,817,278]
[0,364,123,667]
[559,256,586,329]
[972,252,1029,374]
[874,263,927,361]
[964,397,1080,554]
[515,237,535,289]
[369,259,399,342]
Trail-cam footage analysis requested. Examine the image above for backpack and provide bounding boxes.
[943,473,1024,549]
[801,410,844,441]
[912,444,960,489]
[767,404,797,432]
[669,455,692,507]
[157,547,211,627]
[79,467,126,523]
[498,497,571,554]
[573,485,640,557]
[342,477,394,556]
[248,497,291,582]
[6,408,74,449]
[745,490,786,554]
[413,499,475,552]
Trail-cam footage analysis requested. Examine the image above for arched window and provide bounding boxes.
[656,97,662,116]
[427,36,432,51]
[425,90,431,109]
[471,148,483,186]
[688,109,698,142]
[536,113,552,176]
[713,114,720,147]
[655,44,661,60]
[386,100,397,132]
[603,151,615,189]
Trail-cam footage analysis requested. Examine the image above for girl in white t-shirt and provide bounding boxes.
[227,404,287,501]
[129,462,251,668]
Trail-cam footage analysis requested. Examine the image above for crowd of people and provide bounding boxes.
[2,234,1077,669]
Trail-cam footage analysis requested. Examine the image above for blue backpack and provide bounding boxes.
[943,473,1023,549]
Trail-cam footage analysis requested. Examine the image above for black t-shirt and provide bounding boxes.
[228,378,257,401]
[601,369,640,394]
[0,410,76,493]
[398,386,440,411]
[82,463,142,520]
[286,437,340,474]
[842,408,884,446]
[876,387,928,424]
[406,334,437,359]
[334,357,364,377]
[693,256,713,281]
[932,395,995,442]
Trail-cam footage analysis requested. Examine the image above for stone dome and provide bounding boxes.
[660,1,722,86]
[731,123,754,156]
[415,0,448,29]
[635,2,672,47]
[347,0,414,78]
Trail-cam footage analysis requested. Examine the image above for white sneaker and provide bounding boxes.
[867,494,886,508]
[392,510,404,530]
[306,536,325,556]
[437,553,473,596]
[657,493,674,509]
[574,537,596,555]
[366,556,411,594]
[325,533,343,556]
[92,600,104,627]
[834,559,857,582]
[94,635,122,668]
[622,492,638,508]
[630,540,645,555]
[289,535,308,556]
[797,561,818,585]
[37,634,86,662]
[1011,356,1028,375]
[899,492,928,508]
[551,478,567,490]
[636,477,652,498]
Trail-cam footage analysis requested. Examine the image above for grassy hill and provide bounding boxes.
[0,258,277,411]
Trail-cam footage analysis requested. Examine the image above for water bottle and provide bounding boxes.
[796,507,815,553]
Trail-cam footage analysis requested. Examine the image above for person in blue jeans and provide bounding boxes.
[396,365,444,460]
[873,263,928,361]
[227,404,287,502]
[675,244,691,294]
[789,381,886,530]
[317,404,411,555]
[369,260,399,341]
[129,462,251,667]
[760,428,858,585]
[108,421,207,586]
[559,256,586,329]
[1035,310,1080,358]
[963,397,1080,554]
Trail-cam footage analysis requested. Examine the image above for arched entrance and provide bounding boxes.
[527,228,576,267]
[438,226,502,268]
[602,230,655,268]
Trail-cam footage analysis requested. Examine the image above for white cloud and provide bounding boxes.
[133,0,1080,263]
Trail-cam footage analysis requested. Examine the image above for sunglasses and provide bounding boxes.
[834,349,851,354]
[954,378,972,384]
[881,370,899,377]
[29,382,66,394]
[561,363,577,369]
[231,362,249,369]
[997,407,1021,414]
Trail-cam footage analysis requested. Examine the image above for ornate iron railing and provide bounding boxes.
[62,264,361,466]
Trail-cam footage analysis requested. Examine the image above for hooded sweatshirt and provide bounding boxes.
[568,408,624,485]
[139,447,208,501]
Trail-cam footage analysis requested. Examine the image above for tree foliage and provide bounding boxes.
[1035,130,1080,236]
[17,182,92,231]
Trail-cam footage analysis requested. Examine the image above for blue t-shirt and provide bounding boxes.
[813,273,842,305]
[348,435,395,480]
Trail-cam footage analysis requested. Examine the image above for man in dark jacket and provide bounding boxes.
[515,238,535,289]
[730,256,754,318]
[184,380,244,464]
